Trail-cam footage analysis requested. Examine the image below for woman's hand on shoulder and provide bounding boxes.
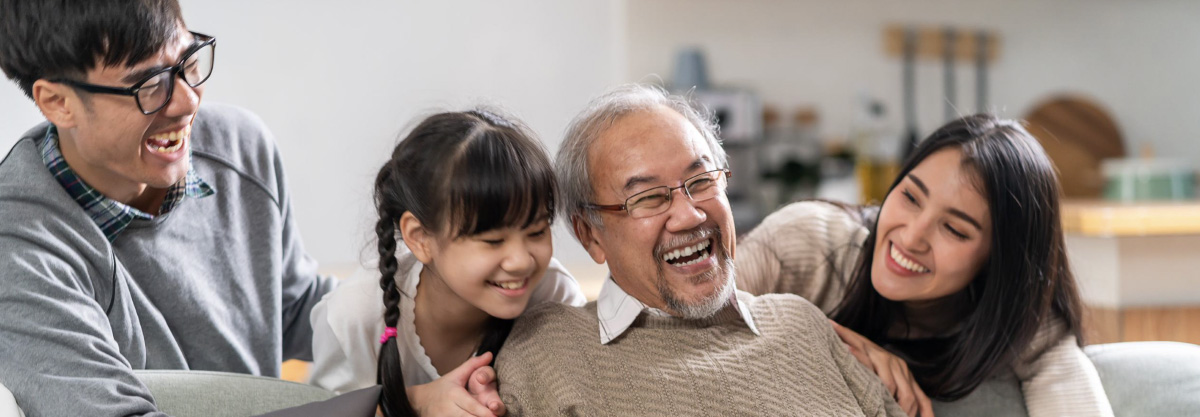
[831,320,934,417]
[407,351,506,416]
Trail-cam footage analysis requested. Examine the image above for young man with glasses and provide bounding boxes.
[0,1,336,415]
[492,84,905,416]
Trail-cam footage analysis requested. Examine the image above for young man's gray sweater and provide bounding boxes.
[0,103,338,416]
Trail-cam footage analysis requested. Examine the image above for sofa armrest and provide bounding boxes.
[1085,341,1200,416]
[135,370,335,417]
[930,341,1200,416]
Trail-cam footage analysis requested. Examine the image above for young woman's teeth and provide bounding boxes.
[890,244,930,273]
[662,239,712,266]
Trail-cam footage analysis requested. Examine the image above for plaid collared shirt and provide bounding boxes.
[39,126,216,242]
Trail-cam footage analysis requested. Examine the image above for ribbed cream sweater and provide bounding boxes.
[736,201,1114,417]
[495,290,905,416]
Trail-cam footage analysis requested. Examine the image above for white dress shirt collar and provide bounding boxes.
[596,276,761,344]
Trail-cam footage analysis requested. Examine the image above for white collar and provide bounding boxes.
[596,276,761,344]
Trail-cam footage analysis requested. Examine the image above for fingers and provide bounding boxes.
[830,320,929,416]
[486,396,507,416]
[468,366,496,394]
[913,378,934,417]
[846,342,874,372]
[454,393,499,417]
[829,320,864,345]
[468,366,506,416]
[832,321,876,372]
[869,349,897,396]
[446,351,494,385]
[832,320,876,362]
[890,359,916,417]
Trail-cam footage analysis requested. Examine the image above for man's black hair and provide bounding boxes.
[0,0,183,99]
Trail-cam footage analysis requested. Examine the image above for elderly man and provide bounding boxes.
[494,84,904,416]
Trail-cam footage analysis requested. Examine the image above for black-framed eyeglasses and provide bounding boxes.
[52,31,216,115]
[584,169,732,219]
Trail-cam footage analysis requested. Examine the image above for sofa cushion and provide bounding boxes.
[931,341,1200,416]
[1088,341,1200,416]
[931,370,1028,416]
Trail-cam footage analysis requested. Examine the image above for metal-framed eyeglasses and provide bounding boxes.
[584,168,732,219]
[52,31,216,115]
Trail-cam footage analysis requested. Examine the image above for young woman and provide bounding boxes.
[737,114,1112,417]
[306,109,585,416]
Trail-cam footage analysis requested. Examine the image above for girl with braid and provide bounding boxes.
[306,109,586,416]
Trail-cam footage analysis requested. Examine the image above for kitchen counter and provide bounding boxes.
[1062,199,1200,345]
[1063,199,1200,236]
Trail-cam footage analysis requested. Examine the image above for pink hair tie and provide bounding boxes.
[379,327,398,344]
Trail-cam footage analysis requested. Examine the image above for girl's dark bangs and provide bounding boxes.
[446,129,556,237]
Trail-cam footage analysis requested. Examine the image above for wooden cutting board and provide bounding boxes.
[1023,95,1126,198]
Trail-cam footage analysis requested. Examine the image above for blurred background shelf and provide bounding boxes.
[1064,200,1200,346]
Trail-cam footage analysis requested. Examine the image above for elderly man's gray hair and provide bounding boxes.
[555,83,728,239]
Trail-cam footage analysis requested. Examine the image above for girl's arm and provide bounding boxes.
[1013,317,1115,417]
[735,201,869,312]
[308,268,387,394]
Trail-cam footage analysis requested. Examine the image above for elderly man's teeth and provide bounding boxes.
[662,239,712,262]
[662,239,714,267]
[676,250,711,266]
[890,244,930,273]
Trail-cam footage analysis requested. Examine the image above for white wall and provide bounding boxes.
[2,0,625,276]
[7,0,1198,278]
[626,0,1200,164]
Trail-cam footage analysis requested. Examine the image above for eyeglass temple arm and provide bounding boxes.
[63,81,136,96]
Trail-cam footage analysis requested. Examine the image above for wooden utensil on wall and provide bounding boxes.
[1024,95,1126,198]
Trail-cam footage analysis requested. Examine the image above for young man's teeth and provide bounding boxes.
[890,244,929,273]
[149,125,191,143]
[152,140,184,154]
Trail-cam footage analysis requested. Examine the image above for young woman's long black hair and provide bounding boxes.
[372,109,556,416]
[830,113,1084,401]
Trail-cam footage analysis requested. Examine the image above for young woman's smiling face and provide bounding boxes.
[871,147,993,304]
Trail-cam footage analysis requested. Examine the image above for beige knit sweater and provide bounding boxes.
[496,290,905,416]
[736,201,1114,417]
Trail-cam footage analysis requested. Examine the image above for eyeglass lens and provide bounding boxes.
[137,42,215,114]
[627,170,727,218]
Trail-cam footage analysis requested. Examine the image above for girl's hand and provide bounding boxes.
[407,352,504,417]
[830,320,934,417]
[467,364,506,416]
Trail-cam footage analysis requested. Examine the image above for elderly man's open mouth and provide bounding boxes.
[658,228,721,277]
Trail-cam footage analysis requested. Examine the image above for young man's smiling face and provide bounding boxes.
[42,24,204,207]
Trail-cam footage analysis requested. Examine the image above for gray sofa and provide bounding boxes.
[936,341,1200,416]
[136,370,336,416]
[1,341,1197,416]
